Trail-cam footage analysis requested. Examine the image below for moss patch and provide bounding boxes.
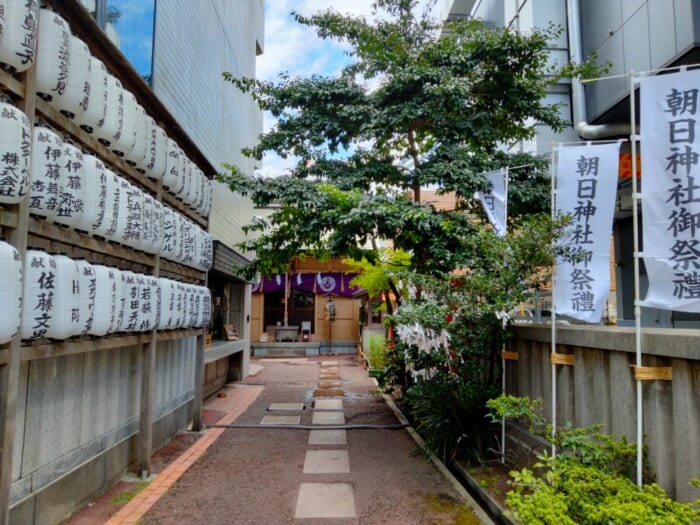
[422,493,481,525]
[109,481,151,505]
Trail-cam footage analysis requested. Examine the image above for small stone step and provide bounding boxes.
[313,388,344,397]
[318,380,341,389]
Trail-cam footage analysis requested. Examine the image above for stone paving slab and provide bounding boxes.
[319,360,338,367]
[312,411,345,425]
[314,399,343,411]
[313,388,344,397]
[295,483,356,518]
[267,403,304,411]
[308,429,347,445]
[260,415,300,425]
[317,380,341,388]
[303,450,350,474]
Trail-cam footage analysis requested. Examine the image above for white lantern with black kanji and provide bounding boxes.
[28,126,63,220]
[160,205,177,261]
[89,264,118,336]
[76,55,107,133]
[197,229,213,271]
[92,73,122,146]
[112,268,127,332]
[21,250,55,339]
[137,274,160,331]
[0,102,31,204]
[35,9,71,103]
[174,281,187,328]
[187,284,199,328]
[0,0,39,72]
[111,89,137,157]
[125,104,148,168]
[193,170,206,214]
[0,240,23,344]
[162,137,179,193]
[94,168,120,240]
[200,286,212,328]
[77,153,106,234]
[157,278,174,330]
[53,141,85,229]
[180,216,194,267]
[121,270,139,332]
[174,154,190,200]
[45,254,81,340]
[144,119,167,180]
[54,35,90,119]
[151,200,163,255]
[116,179,143,249]
[75,259,96,335]
[202,179,213,217]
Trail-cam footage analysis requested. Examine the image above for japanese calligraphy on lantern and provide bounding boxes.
[553,142,621,323]
[475,169,507,237]
[640,70,700,312]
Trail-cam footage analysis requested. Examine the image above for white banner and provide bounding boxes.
[553,142,620,323]
[475,169,507,237]
[639,70,700,312]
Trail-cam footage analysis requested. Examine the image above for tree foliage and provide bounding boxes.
[220,0,602,278]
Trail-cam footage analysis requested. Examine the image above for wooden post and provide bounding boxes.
[0,67,36,525]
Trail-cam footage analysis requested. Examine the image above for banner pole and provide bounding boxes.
[500,167,509,464]
[629,72,643,488]
[550,147,558,457]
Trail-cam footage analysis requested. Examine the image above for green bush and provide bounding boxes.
[367,333,386,369]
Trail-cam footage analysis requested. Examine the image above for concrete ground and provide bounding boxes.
[64,355,492,524]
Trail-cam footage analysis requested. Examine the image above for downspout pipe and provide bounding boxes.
[567,0,632,139]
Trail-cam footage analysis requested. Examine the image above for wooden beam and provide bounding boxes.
[501,350,519,361]
[550,352,575,366]
[633,366,673,381]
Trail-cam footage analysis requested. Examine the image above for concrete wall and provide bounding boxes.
[9,338,195,523]
[509,324,700,502]
[153,0,265,250]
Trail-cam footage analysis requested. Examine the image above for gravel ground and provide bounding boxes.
[141,356,482,524]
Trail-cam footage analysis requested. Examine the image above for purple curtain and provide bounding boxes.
[253,272,361,297]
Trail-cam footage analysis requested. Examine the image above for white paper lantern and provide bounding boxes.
[77,153,106,234]
[187,166,201,209]
[198,230,213,271]
[162,137,180,193]
[202,179,213,217]
[21,250,55,339]
[174,281,187,328]
[193,171,206,214]
[188,284,199,328]
[174,155,190,200]
[0,0,38,72]
[144,119,167,180]
[160,205,177,261]
[138,193,159,254]
[125,104,148,168]
[0,240,23,344]
[116,179,143,248]
[35,9,71,102]
[151,200,163,255]
[0,102,32,204]
[121,270,139,331]
[200,286,211,328]
[177,214,191,265]
[95,168,120,240]
[157,278,174,330]
[111,88,137,157]
[54,35,90,119]
[89,264,118,336]
[76,55,107,133]
[75,259,96,335]
[53,141,85,229]
[28,126,63,220]
[92,73,122,146]
[137,274,159,331]
[112,268,127,332]
[45,254,81,340]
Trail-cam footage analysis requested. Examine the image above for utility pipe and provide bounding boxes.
[567,0,632,139]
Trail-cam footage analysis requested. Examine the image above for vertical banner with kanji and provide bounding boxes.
[554,142,621,323]
[639,70,700,312]
[475,169,507,237]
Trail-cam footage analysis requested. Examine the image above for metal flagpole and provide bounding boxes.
[630,71,644,488]
[550,146,558,457]
[500,167,509,464]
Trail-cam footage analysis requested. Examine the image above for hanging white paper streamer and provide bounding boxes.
[77,153,106,234]
[162,137,180,193]
[121,270,139,331]
[553,142,621,323]
[0,240,23,344]
[35,9,71,102]
[89,264,118,336]
[75,259,96,335]
[125,103,147,168]
[0,102,32,204]
[639,70,700,313]
[144,119,167,180]
[0,0,39,72]
[475,169,507,237]
[111,88,137,157]
[29,126,63,220]
[93,73,122,146]
[53,141,85,229]
[55,35,90,119]
[76,55,107,133]
[21,250,56,339]
[46,254,81,339]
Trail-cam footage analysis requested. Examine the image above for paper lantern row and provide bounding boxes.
[0,5,213,217]
[14,125,212,271]
[12,248,212,341]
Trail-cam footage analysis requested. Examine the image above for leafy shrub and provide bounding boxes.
[367,333,387,369]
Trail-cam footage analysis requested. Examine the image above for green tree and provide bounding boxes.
[220,0,599,279]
